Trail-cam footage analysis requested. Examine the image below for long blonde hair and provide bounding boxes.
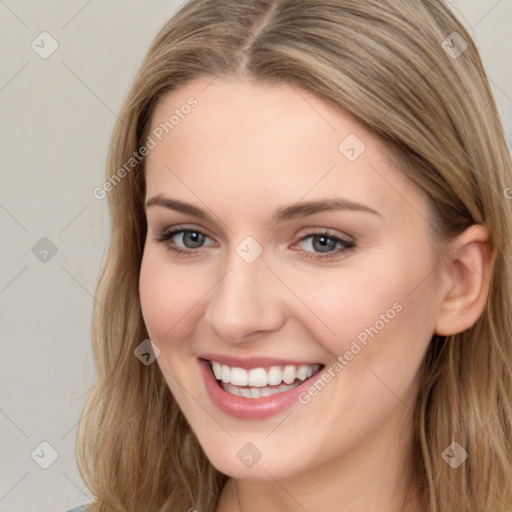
[77,1,512,510]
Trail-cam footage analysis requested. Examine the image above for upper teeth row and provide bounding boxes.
[210,361,320,387]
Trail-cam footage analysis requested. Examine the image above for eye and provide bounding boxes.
[294,231,356,260]
[153,226,356,260]
[153,226,215,256]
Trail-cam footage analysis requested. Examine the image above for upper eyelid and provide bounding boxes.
[146,207,362,236]
[157,223,350,236]
[157,224,216,241]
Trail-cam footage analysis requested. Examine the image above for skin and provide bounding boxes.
[139,76,495,512]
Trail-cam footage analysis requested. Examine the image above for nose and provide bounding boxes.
[203,252,286,343]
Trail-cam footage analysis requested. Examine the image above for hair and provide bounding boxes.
[77,1,512,511]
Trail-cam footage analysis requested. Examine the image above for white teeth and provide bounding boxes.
[267,366,282,385]
[221,364,230,383]
[282,365,296,384]
[248,367,267,387]
[230,367,248,386]
[221,381,304,398]
[260,386,273,397]
[296,365,308,380]
[209,361,321,389]
[249,387,261,398]
[239,387,251,398]
[212,361,222,380]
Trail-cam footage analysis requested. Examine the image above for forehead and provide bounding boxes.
[148,76,367,160]
[144,76,423,223]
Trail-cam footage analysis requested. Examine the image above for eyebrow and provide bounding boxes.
[144,194,382,223]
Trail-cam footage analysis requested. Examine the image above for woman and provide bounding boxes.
[71,1,512,511]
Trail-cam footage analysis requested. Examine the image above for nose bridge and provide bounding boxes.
[204,246,283,342]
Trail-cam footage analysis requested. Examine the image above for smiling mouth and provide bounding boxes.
[205,359,325,399]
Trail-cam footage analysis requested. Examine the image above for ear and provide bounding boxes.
[434,224,496,336]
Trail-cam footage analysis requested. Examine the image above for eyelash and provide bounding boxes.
[153,225,356,261]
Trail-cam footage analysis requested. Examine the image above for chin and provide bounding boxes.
[199,440,309,481]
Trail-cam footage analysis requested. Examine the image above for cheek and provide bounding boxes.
[139,249,205,345]
[297,248,437,366]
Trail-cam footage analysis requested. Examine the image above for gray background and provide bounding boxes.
[0,1,511,511]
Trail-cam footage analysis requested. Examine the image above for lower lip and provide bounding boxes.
[198,358,322,420]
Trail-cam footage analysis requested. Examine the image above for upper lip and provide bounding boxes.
[198,353,324,370]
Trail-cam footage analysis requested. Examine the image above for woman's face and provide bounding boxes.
[139,76,445,480]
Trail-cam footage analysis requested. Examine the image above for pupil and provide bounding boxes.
[185,231,204,248]
[314,235,336,253]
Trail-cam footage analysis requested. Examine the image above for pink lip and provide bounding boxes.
[198,352,320,369]
[198,357,323,420]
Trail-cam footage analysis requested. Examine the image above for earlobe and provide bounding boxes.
[434,224,496,336]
